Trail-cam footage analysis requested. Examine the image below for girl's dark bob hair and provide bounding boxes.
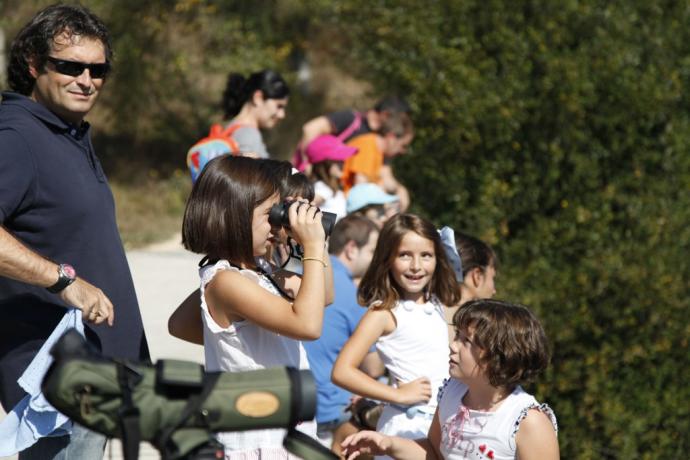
[182,156,279,266]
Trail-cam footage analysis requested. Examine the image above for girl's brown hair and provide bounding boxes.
[453,299,550,389]
[358,214,461,310]
[182,156,279,266]
[455,232,498,278]
[264,159,315,201]
[311,160,341,194]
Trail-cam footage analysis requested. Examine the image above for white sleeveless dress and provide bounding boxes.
[200,260,316,459]
[374,298,450,441]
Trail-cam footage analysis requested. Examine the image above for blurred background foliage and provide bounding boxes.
[1,1,689,458]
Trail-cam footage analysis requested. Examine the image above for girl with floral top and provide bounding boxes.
[341,299,559,460]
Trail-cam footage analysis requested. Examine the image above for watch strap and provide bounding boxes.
[47,264,76,293]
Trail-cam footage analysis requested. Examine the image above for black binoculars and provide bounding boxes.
[269,201,336,237]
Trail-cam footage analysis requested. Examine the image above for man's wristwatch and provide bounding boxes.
[47,264,77,293]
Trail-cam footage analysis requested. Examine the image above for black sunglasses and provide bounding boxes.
[45,56,111,79]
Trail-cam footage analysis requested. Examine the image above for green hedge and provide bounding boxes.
[324,1,690,457]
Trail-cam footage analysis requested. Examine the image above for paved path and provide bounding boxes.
[1,237,204,459]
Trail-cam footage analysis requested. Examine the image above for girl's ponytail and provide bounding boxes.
[455,232,498,277]
[221,73,247,119]
[221,70,290,120]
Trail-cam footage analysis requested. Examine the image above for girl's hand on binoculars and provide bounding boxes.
[288,200,325,251]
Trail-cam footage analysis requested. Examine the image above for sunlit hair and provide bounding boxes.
[221,69,290,119]
[358,214,461,310]
[453,299,550,389]
[182,156,278,266]
[455,232,498,278]
[8,4,113,95]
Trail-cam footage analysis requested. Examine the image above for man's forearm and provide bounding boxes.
[0,225,57,288]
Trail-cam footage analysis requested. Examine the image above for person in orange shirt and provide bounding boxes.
[342,112,414,210]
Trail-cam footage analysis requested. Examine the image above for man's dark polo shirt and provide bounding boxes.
[0,92,149,409]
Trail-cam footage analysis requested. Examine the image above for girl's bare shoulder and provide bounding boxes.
[362,305,397,334]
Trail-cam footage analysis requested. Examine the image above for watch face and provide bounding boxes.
[62,264,76,279]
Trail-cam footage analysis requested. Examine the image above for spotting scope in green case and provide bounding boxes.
[42,329,336,460]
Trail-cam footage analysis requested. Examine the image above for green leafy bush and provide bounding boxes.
[324,1,690,457]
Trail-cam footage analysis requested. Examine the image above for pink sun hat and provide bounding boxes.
[305,135,358,164]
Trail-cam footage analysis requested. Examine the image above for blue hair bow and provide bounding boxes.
[438,226,463,282]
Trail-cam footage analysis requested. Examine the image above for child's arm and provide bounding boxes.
[360,350,385,378]
[341,410,443,460]
[332,309,432,405]
[206,203,327,340]
[274,251,334,306]
[515,409,560,460]
[380,164,410,211]
[168,289,203,345]
[323,251,334,305]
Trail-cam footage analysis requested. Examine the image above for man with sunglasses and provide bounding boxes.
[0,5,149,458]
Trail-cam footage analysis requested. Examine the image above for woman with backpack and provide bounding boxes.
[220,69,290,159]
[187,70,290,181]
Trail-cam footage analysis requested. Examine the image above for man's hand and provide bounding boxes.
[59,278,114,326]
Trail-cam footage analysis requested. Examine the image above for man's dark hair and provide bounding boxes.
[8,4,113,95]
[378,111,413,138]
[374,96,411,114]
[328,215,378,255]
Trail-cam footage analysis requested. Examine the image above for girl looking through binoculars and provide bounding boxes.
[174,156,332,459]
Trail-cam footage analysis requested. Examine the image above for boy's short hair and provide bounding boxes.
[453,299,550,389]
[328,215,378,255]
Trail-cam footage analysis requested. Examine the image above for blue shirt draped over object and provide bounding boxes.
[0,309,83,455]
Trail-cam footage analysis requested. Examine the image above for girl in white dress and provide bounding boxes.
[181,156,330,459]
[332,214,462,446]
[341,299,559,460]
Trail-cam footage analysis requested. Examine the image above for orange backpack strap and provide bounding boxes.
[217,123,247,156]
[186,123,248,182]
